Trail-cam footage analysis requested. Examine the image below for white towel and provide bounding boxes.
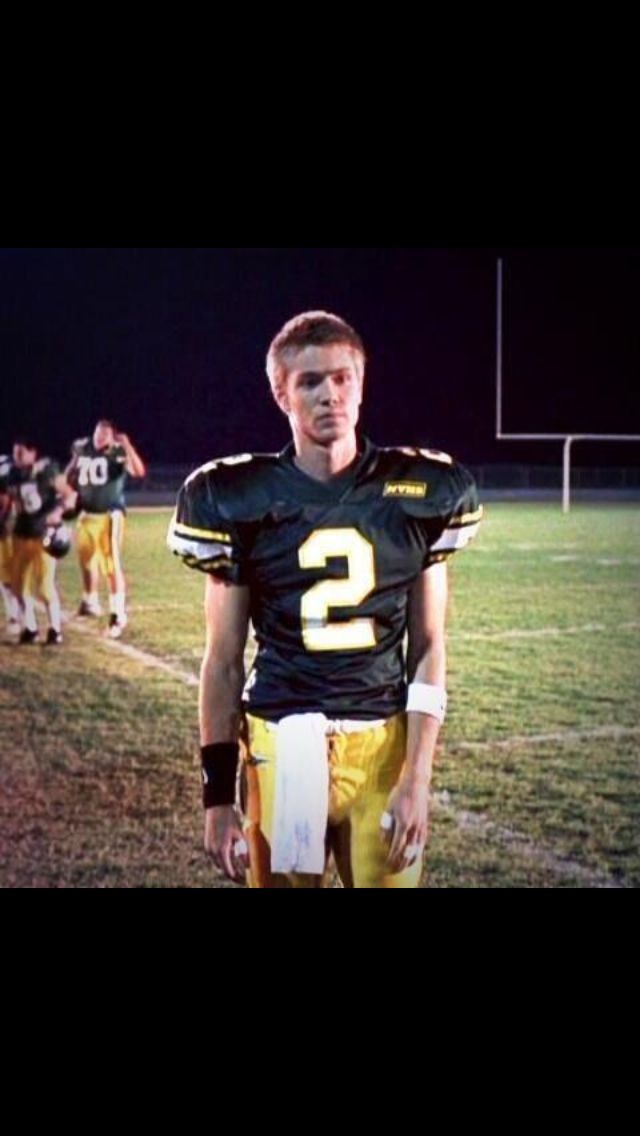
[272,713,329,874]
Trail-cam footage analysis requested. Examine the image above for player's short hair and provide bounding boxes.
[13,437,38,454]
[266,311,366,399]
[95,418,115,430]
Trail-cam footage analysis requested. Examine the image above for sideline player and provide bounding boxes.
[66,420,146,638]
[9,439,74,645]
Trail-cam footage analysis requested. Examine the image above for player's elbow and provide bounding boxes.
[201,647,245,687]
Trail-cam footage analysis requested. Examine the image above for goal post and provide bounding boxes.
[495,258,640,512]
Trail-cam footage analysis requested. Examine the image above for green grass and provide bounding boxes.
[1,503,638,888]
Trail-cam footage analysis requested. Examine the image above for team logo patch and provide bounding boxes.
[383,481,428,498]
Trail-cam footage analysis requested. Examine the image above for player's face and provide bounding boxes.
[279,344,364,445]
[12,443,37,469]
[93,423,115,450]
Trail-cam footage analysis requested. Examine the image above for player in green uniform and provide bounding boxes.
[66,420,146,638]
[0,453,21,636]
[9,440,75,645]
[168,312,482,888]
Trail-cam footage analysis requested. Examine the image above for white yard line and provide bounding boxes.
[103,639,200,687]
[451,620,640,640]
[66,617,640,744]
[64,617,635,889]
[431,792,628,889]
[67,616,199,687]
[67,617,639,747]
[451,725,640,750]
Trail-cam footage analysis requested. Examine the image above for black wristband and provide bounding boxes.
[200,742,239,809]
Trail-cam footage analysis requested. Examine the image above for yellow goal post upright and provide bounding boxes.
[495,257,640,513]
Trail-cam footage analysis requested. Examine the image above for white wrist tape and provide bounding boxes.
[406,682,447,723]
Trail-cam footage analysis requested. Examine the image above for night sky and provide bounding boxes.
[1,247,638,470]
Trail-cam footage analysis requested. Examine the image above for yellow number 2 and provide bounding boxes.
[298,528,376,651]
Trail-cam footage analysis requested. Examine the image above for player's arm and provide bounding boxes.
[0,490,12,529]
[383,560,448,872]
[63,445,83,518]
[115,433,146,478]
[200,573,251,883]
[46,472,78,526]
[64,446,80,486]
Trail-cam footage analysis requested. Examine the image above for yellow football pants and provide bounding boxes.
[11,538,57,603]
[76,511,124,577]
[242,712,422,889]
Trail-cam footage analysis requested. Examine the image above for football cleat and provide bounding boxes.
[107,614,128,639]
[77,600,102,617]
[19,628,38,644]
[45,628,63,646]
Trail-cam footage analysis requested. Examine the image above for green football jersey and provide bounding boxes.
[70,437,128,513]
[10,458,60,538]
[0,454,14,538]
[168,439,482,721]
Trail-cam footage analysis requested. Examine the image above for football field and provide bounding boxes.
[1,503,638,888]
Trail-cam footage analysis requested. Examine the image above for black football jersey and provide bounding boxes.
[168,438,481,720]
[69,437,128,513]
[0,454,14,538]
[10,458,60,539]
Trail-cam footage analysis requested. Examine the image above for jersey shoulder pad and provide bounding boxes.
[378,445,467,514]
[168,452,276,579]
[34,456,59,478]
[378,446,482,558]
[184,452,255,484]
[386,445,454,466]
[185,452,280,523]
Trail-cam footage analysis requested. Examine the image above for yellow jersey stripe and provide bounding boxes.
[448,506,484,528]
[173,522,232,543]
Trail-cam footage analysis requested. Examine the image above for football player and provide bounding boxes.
[0,452,21,636]
[66,420,146,638]
[168,312,482,888]
[9,439,76,645]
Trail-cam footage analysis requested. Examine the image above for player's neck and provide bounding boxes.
[293,434,359,482]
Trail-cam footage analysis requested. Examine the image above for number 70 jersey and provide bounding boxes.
[70,437,128,513]
[167,439,482,721]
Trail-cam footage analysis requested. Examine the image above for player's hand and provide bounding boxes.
[204,805,248,884]
[46,506,64,526]
[62,490,80,521]
[114,432,130,447]
[380,777,430,874]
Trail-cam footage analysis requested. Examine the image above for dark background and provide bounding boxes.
[2,247,638,469]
